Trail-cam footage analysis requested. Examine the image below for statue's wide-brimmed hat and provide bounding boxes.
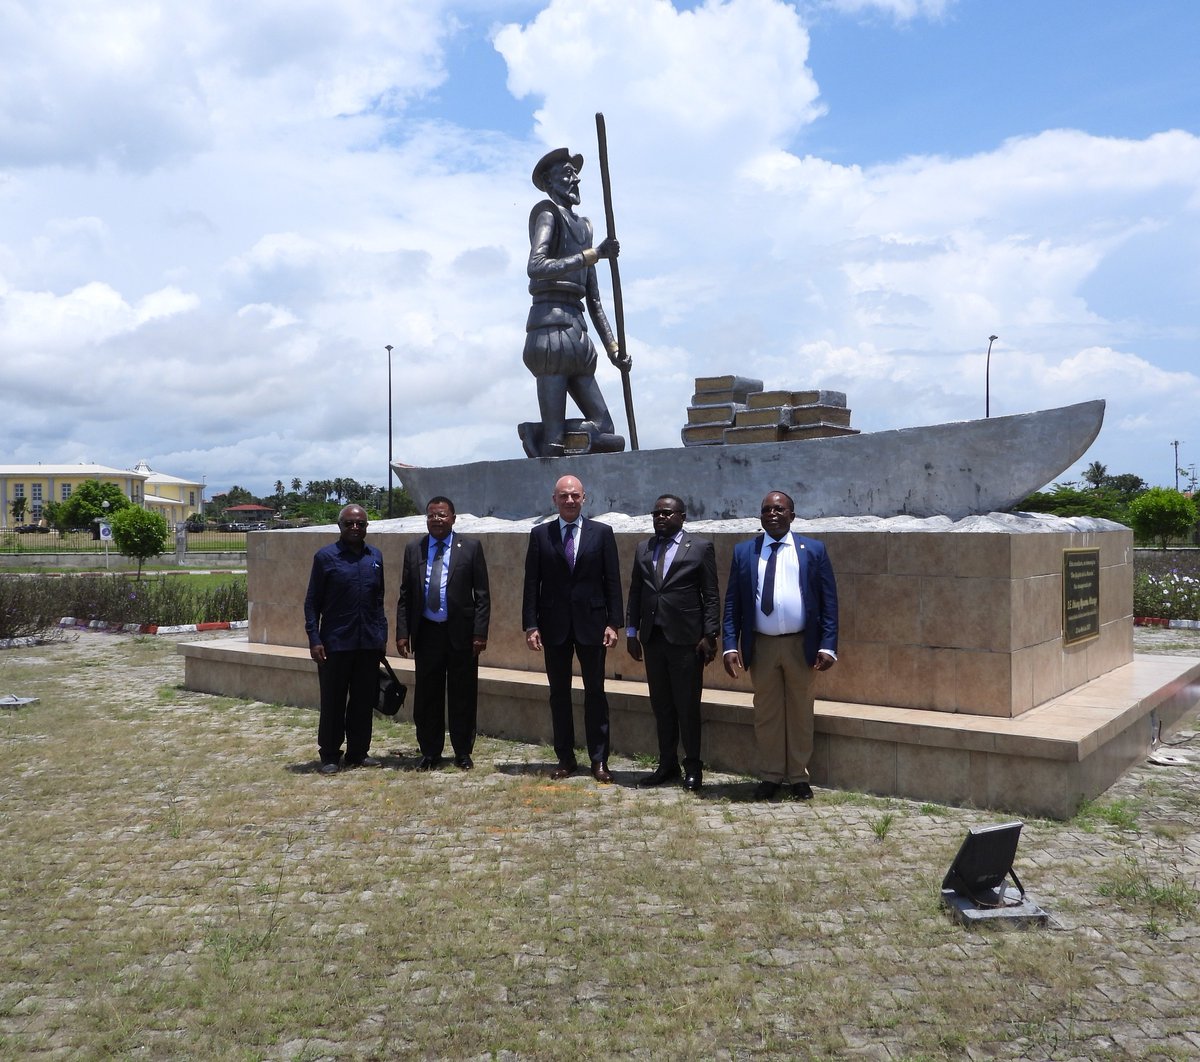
[532,148,584,191]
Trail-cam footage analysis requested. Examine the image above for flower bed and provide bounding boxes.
[1133,549,1200,622]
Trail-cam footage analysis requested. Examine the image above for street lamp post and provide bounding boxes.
[985,334,999,418]
[100,499,111,570]
[386,344,394,518]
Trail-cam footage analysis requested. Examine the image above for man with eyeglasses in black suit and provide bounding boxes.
[396,496,491,772]
[626,494,718,791]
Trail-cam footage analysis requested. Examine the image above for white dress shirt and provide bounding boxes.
[755,534,805,636]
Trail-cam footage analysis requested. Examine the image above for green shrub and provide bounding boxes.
[0,574,248,640]
[0,577,66,641]
[110,508,170,577]
[1128,488,1198,549]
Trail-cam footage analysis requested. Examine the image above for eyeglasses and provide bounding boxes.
[651,509,682,518]
[342,519,367,528]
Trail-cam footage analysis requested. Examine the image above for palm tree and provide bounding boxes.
[1082,461,1108,490]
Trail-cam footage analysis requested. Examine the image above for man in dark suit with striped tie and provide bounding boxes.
[396,496,490,771]
[626,494,719,791]
[522,474,624,782]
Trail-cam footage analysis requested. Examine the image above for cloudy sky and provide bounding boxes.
[3,0,1199,501]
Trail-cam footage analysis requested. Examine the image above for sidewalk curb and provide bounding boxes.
[58,618,249,635]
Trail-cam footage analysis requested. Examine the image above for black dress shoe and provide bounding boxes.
[683,769,703,791]
[637,764,682,788]
[550,762,577,780]
[753,780,782,800]
[591,762,613,784]
[318,761,340,775]
[791,782,814,801]
[345,755,381,768]
[417,755,440,771]
[454,754,474,770]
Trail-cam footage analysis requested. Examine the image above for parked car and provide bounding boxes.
[13,524,50,533]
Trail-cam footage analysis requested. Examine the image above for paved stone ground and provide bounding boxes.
[1,627,1199,1059]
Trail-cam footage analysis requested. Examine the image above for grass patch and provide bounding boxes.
[3,633,1200,1058]
[1073,796,1141,832]
[1098,852,1200,934]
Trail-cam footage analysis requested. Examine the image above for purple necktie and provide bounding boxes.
[564,524,576,570]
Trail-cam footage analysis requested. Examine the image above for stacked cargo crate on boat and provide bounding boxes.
[681,375,763,446]
[682,377,860,446]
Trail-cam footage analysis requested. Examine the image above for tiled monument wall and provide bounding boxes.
[246,522,1133,720]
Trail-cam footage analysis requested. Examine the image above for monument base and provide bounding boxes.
[184,512,1200,818]
[177,638,1200,820]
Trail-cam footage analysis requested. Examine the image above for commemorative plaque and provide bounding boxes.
[1062,548,1100,646]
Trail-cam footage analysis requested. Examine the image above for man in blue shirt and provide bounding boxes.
[304,504,388,774]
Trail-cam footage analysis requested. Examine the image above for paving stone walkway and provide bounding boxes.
[1,627,1199,1059]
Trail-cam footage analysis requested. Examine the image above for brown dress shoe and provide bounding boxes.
[591,762,613,784]
[550,762,577,780]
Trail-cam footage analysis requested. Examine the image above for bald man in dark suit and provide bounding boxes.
[522,474,623,783]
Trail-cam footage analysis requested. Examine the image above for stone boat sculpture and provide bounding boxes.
[397,399,1105,521]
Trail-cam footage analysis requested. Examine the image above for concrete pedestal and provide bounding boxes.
[178,513,1200,818]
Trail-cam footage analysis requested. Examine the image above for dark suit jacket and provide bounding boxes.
[627,532,719,647]
[722,532,838,668]
[396,534,490,652]
[522,518,623,646]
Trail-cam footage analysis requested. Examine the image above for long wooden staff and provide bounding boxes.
[595,111,639,450]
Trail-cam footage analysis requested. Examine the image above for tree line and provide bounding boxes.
[205,478,417,525]
[1019,461,1198,548]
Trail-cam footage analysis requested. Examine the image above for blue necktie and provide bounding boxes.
[426,541,445,612]
[761,541,781,616]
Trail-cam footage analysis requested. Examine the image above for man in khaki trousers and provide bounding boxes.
[722,490,839,801]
